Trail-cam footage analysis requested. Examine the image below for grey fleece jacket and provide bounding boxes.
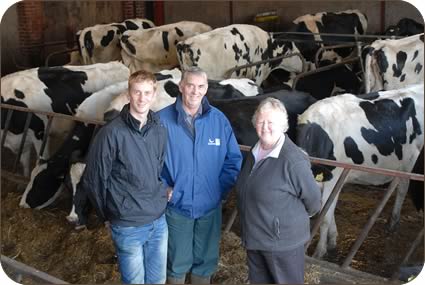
[236,135,321,251]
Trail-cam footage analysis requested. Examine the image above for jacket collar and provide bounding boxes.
[120,104,159,132]
[175,95,211,125]
[252,133,286,162]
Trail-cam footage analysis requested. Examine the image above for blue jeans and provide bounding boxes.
[166,206,222,279]
[110,214,168,284]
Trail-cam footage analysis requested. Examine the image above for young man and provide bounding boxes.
[80,70,168,284]
[159,67,242,284]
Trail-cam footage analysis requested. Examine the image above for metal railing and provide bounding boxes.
[45,47,79,67]
[1,255,68,284]
[0,103,104,175]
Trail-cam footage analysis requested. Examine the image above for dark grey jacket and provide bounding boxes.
[81,104,168,226]
[236,135,321,251]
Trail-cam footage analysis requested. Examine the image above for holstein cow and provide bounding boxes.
[364,33,424,92]
[1,61,129,176]
[76,18,155,64]
[296,83,424,258]
[176,24,304,85]
[210,90,317,146]
[19,81,129,214]
[120,21,212,73]
[385,18,424,37]
[284,9,368,67]
[262,60,362,99]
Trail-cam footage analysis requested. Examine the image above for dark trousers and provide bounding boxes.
[166,206,222,279]
[247,245,305,284]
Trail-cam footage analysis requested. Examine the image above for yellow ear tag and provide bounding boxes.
[315,173,324,182]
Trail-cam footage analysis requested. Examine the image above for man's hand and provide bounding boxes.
[167,187,173,201]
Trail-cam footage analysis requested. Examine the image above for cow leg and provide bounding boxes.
[328,212,338,251]
[73,185,91,229]
[66,163,88,229]
[313,179,340,259]
[387,178,410,232]
[20,149,32,177]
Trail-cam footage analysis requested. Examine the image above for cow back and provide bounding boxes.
[365,33,424,92]
[121,21,212,73]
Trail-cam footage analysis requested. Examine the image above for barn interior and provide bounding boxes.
[1,1,424,284]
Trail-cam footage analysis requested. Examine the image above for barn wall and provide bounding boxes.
[163,1,232,28]
[1,4,19,75]
[384,1,423,28]
[164,1,423,33]
[1,1,128,75]
[42,1,124,66]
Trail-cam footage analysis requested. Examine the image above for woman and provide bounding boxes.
[236,97,321,284]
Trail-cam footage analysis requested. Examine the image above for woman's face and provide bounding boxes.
[255,109,284,148]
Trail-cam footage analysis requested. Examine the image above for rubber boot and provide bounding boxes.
[190,274,211,284]
[167,275,186,284]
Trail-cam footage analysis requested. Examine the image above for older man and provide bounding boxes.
[159,67,242,284]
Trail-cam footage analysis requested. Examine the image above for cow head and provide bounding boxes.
[20,159,65,209]
[20,123,94,210]
[296,121,336,182]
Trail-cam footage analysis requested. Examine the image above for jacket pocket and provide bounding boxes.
[274,217,281,240]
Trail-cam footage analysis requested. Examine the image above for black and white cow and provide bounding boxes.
[262,60,362,99]
[1,62,130,176]
[76,18,155,64]
[120,21,212,73]
[364,33,424,92]
[296,83,424,258]
[176,24,304,85]
[385,18,424,37]
[284,9,368,67]
[210,90,316,146]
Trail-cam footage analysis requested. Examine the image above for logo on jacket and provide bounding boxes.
[208,138,221,146]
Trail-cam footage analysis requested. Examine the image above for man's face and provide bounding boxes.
[179,73,208,111]
[128,81,156,117]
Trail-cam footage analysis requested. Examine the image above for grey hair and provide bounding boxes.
[181,66,208,82]
[252,97,289,133]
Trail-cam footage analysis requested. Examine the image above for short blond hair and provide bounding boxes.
[128,70,157,91]
[252,97,289,133]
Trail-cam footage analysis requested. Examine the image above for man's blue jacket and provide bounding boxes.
[158,96,242,218]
